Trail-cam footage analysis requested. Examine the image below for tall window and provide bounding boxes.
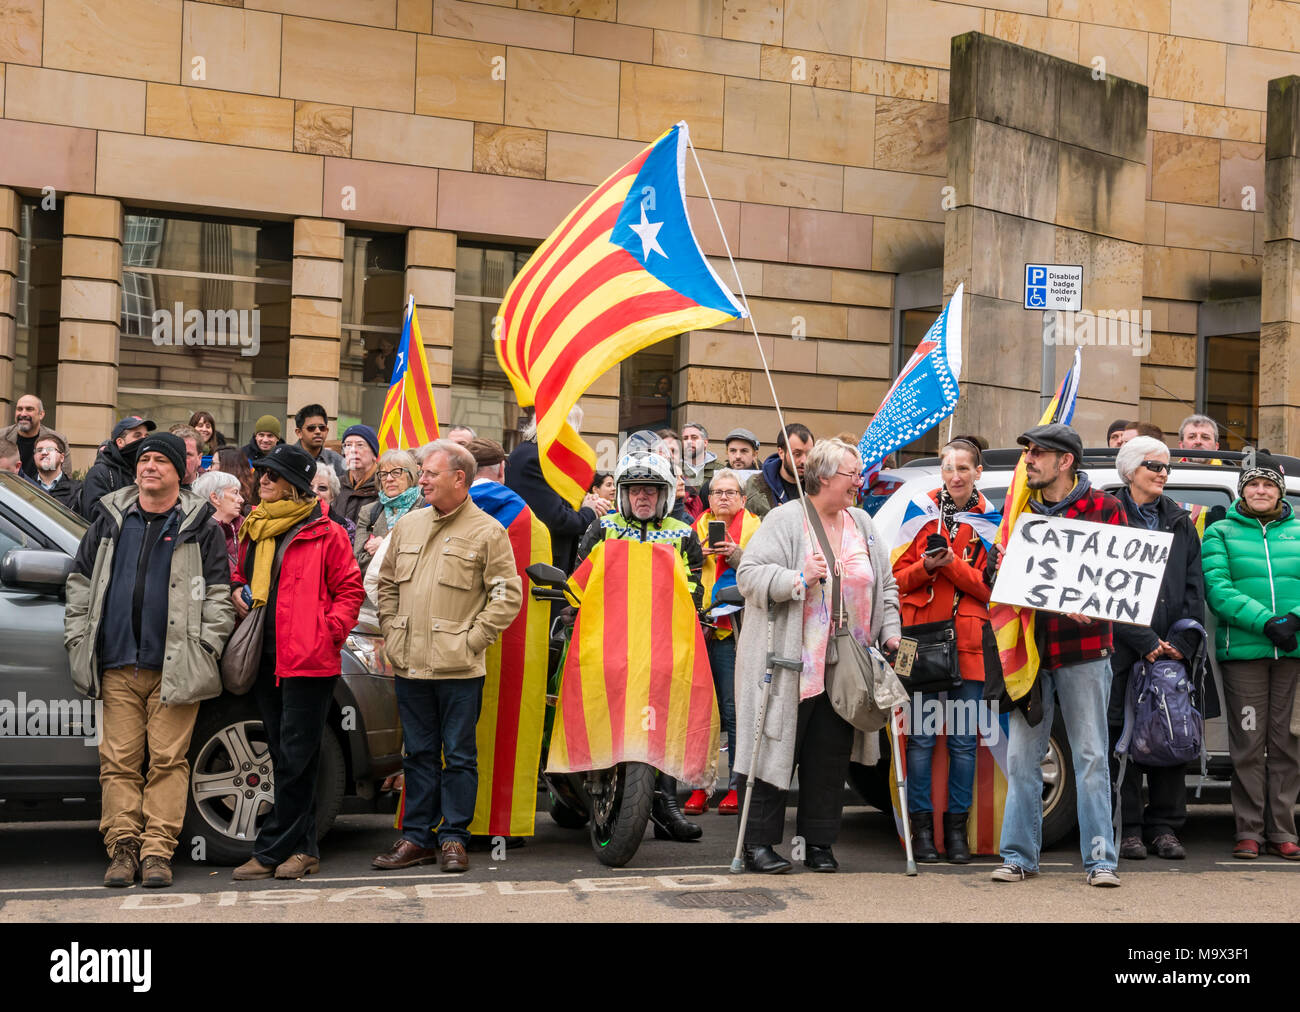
[453,244,532,447]
[338,232,405,431]
[117,212,291,445]
[11,201,63,417]
[1202,332,1259,450]
[619,344,676,434]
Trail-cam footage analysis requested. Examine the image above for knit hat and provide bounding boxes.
[250,443,318,495]
[342,424,379,457]
[1238,453,1285,497]
[134,432,187,481]
[253,414,281,438]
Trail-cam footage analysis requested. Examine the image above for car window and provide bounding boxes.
[0,511,34,558]
[1163,486,1233,509]
[976,487,1008,511]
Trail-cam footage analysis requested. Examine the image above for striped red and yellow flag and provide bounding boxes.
[548,538,719,788]
[495,121,745,508]
[378,296,440,452]
[468,481,553,838]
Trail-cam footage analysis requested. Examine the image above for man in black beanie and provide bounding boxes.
[65,431,235,890]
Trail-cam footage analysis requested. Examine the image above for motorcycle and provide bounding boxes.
[526,562,657,867]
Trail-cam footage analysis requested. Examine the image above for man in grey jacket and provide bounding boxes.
[65,432,236,889]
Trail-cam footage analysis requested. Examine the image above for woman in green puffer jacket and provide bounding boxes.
[1201,456,1300,861]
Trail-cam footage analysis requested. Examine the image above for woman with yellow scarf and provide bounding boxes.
[229,444,364,882]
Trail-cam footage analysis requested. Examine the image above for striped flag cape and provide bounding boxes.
[378,295,440,451]
[467,481,552,837]
[887,491,943,567]
[990,346,1083,702]
[495,121,745,508]
[889,701,1011,855]
[548,538,719,788]
[953,509,1003,551]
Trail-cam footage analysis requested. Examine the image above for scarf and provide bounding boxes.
[1028,472,1091,516]
[938,487,978,538]
[381,485,422,529]
[1237,499,1286,524]
[238,498,317,606]
[1118,487,1160,530]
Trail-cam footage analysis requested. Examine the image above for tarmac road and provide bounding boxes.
[2,791,1296,923]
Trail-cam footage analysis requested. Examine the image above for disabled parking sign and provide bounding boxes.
[1024,264,1082,312]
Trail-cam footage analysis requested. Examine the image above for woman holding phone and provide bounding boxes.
[688,468,761,816]
[891,437,995,864]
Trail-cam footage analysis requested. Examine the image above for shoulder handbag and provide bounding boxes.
[220,518,311,695]
[896,535,966,694]
[805,506,906,732]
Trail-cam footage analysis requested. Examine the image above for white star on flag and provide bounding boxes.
[629,205,668,261]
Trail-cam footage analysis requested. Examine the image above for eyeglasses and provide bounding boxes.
[710,489,741,499]
[376,469,410,480]
[1140,460,1172,475]
[34,448,62,457]
[836,471,865,486]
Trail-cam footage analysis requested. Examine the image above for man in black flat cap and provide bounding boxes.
[79,415,158,522]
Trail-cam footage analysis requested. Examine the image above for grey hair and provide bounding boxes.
[423,438,478,482]
[521,415,537,442]
[314,462,340,500]
[446,424,477,438]
[709,467,743,492]
[683,421,708,439]
[192,470,238,502]
[1178,413,1219,439]
[1116,436,1169,484]
[804,438,861,496]
[377,448,418,483]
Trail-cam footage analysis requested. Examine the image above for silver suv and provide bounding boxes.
[852,446,1300,847]
[0,472,401,864]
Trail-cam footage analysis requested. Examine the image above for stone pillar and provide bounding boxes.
[1261,76,1300,456]
[405,228,456,426]
[0,188,17,425]
[57,195,123,473]
[945,32,1148,447]
[288,218,345,432]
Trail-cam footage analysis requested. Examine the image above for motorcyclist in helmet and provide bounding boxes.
[574,433,705,842]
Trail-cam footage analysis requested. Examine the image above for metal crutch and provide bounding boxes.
[888,703,918,876]
[730,615,803,873]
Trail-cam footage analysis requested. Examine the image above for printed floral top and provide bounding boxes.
[800,514,875,700]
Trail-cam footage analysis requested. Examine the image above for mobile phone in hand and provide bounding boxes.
[708,520,726,548]
[924,533,947,557]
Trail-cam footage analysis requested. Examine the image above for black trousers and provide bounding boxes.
[1107,723,1187,839]
[736,692,855,847]
[252,662,338,864]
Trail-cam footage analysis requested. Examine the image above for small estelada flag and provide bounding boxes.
[377,295,440,452]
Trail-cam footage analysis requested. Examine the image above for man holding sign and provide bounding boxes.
[990,423,1128,888]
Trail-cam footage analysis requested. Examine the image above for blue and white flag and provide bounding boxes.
[859,283,964,482]
[954,510,1002,552]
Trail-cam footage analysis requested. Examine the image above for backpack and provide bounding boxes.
[1115,618,1209,769]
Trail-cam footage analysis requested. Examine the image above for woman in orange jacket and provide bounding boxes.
[892,438,994,864]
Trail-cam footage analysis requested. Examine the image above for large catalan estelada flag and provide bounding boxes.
[548,538,719,788]
[467,481,552,837]
[991,346,1083,701]
[495,121,745,508]
[378,295,440,452]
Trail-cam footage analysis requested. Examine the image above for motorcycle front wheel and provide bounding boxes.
[588,761,655,867]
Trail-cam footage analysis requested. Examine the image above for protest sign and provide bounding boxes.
[990,515,1173,625]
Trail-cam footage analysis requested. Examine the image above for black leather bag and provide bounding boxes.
[897,617,963,693]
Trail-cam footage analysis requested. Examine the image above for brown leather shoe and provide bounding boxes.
[373,838,441,870]
[141,855,173,888]
[440,840,469,873]
[232,856,276,880]
[274,853,321,879]
[104,841,140,888]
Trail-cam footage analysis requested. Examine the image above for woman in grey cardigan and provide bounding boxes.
[733,438,901,873]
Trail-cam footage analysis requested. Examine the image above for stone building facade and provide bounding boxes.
[1,0,1298,469]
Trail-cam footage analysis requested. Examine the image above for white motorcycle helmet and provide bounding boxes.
[613,430,676,521]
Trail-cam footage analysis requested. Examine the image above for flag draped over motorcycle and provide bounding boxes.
[467,481,552,837]
[990,346,1083,701]
[494,121,745,508]
[549,538,720,788]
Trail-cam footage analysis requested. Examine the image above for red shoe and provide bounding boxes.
[717,789,739,815]
[683,790,708,815]
[1233,839,1259,859]
[1267,841,1300,860]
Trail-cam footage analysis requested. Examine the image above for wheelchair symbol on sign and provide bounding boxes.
[1027,288,1046,308]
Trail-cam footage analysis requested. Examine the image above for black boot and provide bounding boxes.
[944,811,971,864]
[911,811,940,863]
[651,774,702,841]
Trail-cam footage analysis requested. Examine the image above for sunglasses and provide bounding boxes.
[1140,461,1172,475]
[302,424,328,433]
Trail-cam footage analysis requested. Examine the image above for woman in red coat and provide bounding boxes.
[227,444,364,881]
[892,438,994,865]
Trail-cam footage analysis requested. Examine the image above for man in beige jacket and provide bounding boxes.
[372,438,521,873]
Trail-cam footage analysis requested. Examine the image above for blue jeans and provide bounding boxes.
[906,678,982,814]
[1000,657,1116,874]
[396,676,484,848]
[706,635,738,790]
